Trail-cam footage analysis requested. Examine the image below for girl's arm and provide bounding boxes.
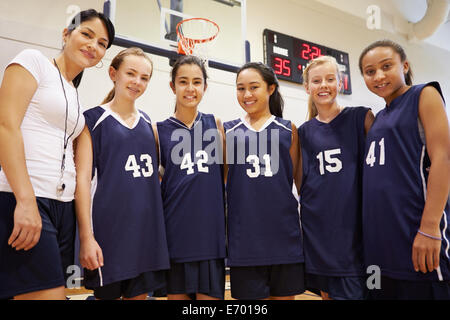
[290,123,301,194]
[412,85,450,274]
[364,110,375,135]
[215,117,227,184]
[74,126,103,270]
[152,123,163,181]
[0,64,41,251]
[152,123,160,166]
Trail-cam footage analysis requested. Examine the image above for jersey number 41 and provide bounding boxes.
[365,138,385,167]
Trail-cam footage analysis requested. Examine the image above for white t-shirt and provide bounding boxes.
[0,49,85,202]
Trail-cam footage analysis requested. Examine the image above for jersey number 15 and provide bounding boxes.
[316,148,342,175]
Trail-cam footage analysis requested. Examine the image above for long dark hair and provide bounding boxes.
[170,55,208,111]
[358,39,413,86]
[236,62,284,118]
[67,9,115,88]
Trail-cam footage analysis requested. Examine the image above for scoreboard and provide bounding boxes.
[263,29,352,95]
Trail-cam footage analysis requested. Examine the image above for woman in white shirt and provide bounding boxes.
[0,9,114,300]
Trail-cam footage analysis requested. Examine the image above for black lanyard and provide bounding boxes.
[53,58,81,195]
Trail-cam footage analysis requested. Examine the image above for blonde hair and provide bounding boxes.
[102,47,153,104]
[302,56,340,120]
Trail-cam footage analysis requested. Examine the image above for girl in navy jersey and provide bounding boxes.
[74,47,170,300]
[224,62,305,300]
[0,9,114,300]
[359,39,450,299]
[299,56,374,300]
[155,55,226,300]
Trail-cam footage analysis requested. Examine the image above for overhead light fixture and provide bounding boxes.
[212,0,241,7]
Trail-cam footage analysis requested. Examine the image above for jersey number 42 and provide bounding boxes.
[181,151,209,175]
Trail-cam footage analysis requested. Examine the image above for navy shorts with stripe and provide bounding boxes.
[90,270,166,300]
[0,192,75,299]
[368,276,450,300]
[230,263,306,300]
[306,273,368,300]
[154,259,225,299]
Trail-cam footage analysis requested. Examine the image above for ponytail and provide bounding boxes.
[307,96,318,121]
[72,71,83,89]
[405,68,413,86]
[268,86,284,118]
[102,88,115,104]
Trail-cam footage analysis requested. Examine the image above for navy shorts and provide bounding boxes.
[90,270,166,300]
[368,276,450,300]
[230,263,306,300]
[154,259,225,299]
[0,192,75,299]
[306,273,368,300]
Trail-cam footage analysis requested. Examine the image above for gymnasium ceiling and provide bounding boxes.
[311,0,450,52]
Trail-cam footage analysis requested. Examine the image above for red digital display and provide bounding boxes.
[342,74,349,92]
[264,29,352,94]
[300,43,322,60]
[273,57,291,77]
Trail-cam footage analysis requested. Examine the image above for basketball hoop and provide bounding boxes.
[176,17,220,61]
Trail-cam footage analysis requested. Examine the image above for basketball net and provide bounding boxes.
[176,18,220,63]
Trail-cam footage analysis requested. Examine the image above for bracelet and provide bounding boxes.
[418,230,442,241]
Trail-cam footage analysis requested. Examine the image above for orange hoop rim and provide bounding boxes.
[176,17,219,55]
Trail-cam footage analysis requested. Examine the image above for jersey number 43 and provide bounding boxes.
[125,154,154,177]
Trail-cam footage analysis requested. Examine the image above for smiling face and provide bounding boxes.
[236,68,275,117]
[304,61,341,108]
[361,46,410,105]
[170,63,207,110]
[63,17,109,69]
[109,54,153,102]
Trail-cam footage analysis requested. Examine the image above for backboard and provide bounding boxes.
[104,0,248,72]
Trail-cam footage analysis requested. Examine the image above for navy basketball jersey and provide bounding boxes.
[224,116,304,267]
[83,106,170,288]
[363,82,450,281]
[298,107,369,277]
[156,112,226,262]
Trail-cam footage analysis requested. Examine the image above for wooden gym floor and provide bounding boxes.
[65,275,322,300]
